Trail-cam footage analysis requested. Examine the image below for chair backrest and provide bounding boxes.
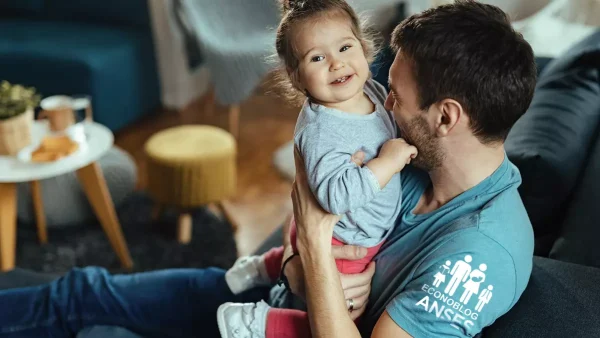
[180,0,280,47]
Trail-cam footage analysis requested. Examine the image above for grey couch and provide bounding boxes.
[2,31,600,338]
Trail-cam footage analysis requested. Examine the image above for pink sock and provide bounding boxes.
[266,308,311,338]
[262,246,284,281]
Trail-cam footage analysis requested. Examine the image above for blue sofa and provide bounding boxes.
[0,0,161,131]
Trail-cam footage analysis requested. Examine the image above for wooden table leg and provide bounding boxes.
[0,183,17,272]
[177,213,192,244]
[30,180,48,244]
[77,162,134,270]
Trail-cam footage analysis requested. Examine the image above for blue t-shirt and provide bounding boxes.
[360,156,534,337]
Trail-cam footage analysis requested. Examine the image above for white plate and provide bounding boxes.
[16,123,89,164]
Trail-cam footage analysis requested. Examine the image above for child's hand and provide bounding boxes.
[378,138,418,172]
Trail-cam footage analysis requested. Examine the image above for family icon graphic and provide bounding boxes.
[430,255,495,310]
[459,264,487,304]
[444,255,472,296]
[432,261,451,287]
[476,285,494,312]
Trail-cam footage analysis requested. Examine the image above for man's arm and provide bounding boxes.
[299,235,363,338]
[372,311,413,338]
[299,238,412,338]
[282,216,375,318]
[292,143,367,337]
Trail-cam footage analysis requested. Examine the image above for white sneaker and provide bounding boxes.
[217,301,270,338]
[225,256,272,294]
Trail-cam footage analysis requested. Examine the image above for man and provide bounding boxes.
[0,1,535,338]
[288,0,536,337]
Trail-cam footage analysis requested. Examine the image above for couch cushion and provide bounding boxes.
[505,31,600,255]
[549,130,600,267]
[0,19,160,131]
[42,0,151,30]
[484,256,600,337]
[0,0,44,17]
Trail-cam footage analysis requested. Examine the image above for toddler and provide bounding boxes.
[217,1,417,337]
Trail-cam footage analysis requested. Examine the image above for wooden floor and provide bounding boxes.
[114,87,298,257]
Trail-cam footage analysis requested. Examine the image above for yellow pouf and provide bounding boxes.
[145,125,236,243]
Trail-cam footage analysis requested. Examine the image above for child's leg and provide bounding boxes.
[262,246,285,281]
[225,248,282,294]
[266,308,311,338]
[226,215,293,294]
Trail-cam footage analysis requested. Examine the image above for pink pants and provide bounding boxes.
[261,219,383,338]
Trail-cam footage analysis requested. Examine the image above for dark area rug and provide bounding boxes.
[15,191,238,274]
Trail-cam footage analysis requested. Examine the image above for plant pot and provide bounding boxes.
[0,108,33,155]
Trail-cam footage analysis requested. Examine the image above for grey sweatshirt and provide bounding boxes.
[294,79,401,247]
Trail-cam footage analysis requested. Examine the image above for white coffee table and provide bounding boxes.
[0,121,133,271]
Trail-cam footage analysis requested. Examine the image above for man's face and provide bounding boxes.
[384,53,444,171]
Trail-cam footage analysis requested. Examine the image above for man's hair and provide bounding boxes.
[391,0,536,143]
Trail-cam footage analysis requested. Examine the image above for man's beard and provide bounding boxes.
[400,115,444,171]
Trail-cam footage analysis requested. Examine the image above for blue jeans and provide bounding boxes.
[0,267,270,338]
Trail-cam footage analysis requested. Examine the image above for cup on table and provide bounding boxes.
[39,95,75,132]
[71,94,93,123]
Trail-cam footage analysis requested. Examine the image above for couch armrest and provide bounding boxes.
[485,256,600,337]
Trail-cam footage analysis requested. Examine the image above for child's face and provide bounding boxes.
[293,15,370,105]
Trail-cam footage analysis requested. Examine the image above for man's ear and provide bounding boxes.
[435,99,462,137]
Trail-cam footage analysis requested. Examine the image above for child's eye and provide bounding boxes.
[340,45,351,52]
[311,55,325,62]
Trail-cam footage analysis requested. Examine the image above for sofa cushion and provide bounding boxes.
[505,31,600,255]
[484,256,600,337]
[0,19,160,131]
[549,130,600,268]
[0,0,44,17]
[42,0,151,30]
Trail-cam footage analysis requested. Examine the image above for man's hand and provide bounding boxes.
[283,243,376,320]
[292,146,340,249]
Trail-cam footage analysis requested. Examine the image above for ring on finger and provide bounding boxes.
[346,298,354,313]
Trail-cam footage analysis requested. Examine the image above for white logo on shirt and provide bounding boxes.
[437,255,494,310]
[414,255,495,331]
[476,285,494,312]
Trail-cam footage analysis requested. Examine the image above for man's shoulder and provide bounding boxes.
[441,185,534,283]
[476,187,534,263]
[381,228,530,338]
[476,188,535,295]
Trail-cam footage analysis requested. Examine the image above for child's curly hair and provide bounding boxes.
[272,0,381,105]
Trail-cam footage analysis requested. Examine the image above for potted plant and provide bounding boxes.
[0,81,40,155]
